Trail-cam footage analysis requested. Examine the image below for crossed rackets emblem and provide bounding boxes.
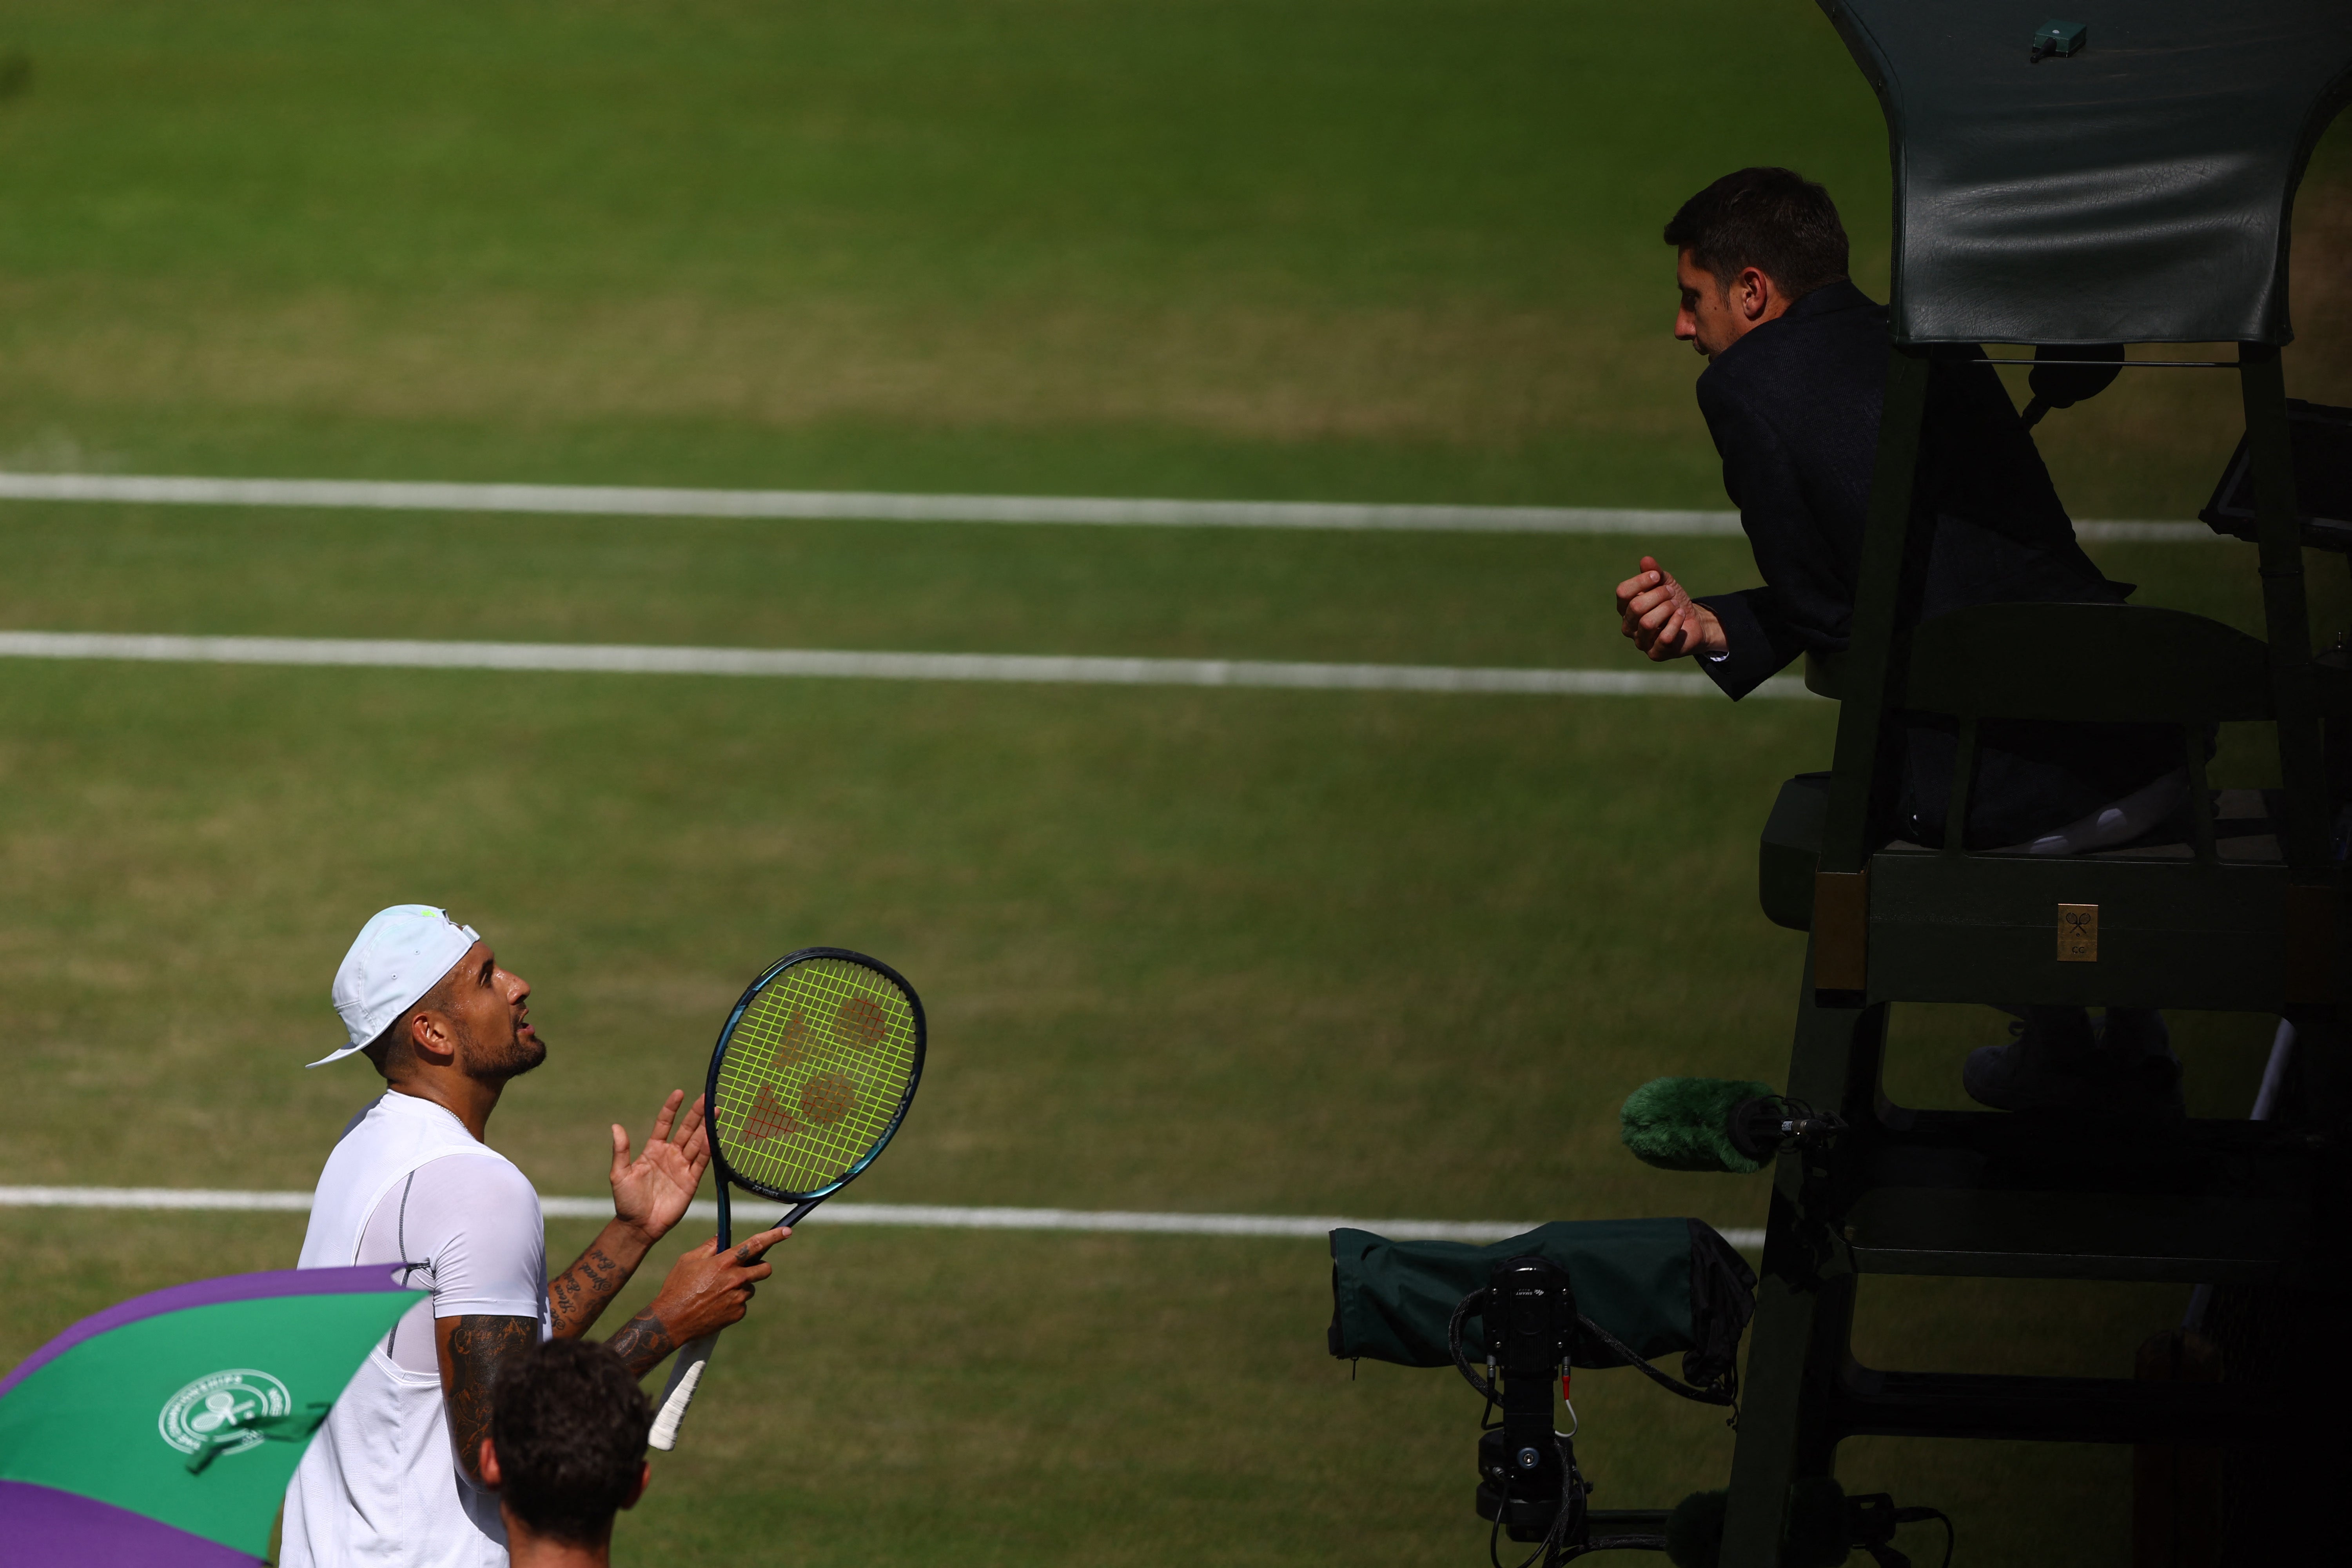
[158,1368,292,1459]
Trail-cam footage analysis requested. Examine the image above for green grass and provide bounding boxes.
[0,622,2295,1567]
[0,501,2341,671]
[0,4,2344,1565]
[0,0,1882,507]
[0,0,2338,515]
[0,1216,2210,1568]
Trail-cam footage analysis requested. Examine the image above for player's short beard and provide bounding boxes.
[457,1014,547,1085]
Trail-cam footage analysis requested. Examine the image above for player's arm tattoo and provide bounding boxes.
[546,1234,635,1338]
[439,1314,540,1487]
[603,1307,677,1378]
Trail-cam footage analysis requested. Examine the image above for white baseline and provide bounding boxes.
[0,1184,1762,1249]
[0,470,2206,541]
[0,630,1817,699]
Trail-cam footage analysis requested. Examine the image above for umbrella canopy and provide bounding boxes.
[0,1264,419,1566]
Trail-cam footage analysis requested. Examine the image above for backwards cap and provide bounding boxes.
[314,905,482,1068]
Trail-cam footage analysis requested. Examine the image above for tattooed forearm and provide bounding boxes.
[439,1314,540,1487]
[548,1228,645,1338]
[548,1249,613,1329]
[603,1307,677,1378]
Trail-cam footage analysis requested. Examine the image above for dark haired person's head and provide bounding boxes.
[480,1339,651,1563]
[1662,168,1850,359]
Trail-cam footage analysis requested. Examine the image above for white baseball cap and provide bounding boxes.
[312,904,483,1068]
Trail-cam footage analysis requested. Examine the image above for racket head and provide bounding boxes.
[704,948,925,1206]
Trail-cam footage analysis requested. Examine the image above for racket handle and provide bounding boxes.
[648,1332,719,1452]
[648,1195,818,1448]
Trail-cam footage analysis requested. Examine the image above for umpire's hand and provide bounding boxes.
[1616,555,1728,661]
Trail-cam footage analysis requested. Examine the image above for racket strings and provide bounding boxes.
[711,958,918,1196]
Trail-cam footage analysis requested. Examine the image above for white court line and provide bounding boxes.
[0,630,1817,699]
[0,469,2208,540]
[0,1185,1762,1249]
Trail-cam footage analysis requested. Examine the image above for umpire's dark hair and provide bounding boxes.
[490,1339,651,1546]
[1663,168,1849,299]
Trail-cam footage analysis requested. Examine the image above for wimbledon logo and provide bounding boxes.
[158,1368,294,1459]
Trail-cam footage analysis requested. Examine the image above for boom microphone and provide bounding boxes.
[1619,1078,1846,1174]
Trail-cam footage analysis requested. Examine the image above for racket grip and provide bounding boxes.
[648,1332,719,1452]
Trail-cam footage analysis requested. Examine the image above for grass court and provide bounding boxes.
[0,4,2345,1562]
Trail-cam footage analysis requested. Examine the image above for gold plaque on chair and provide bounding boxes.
[2057,903,2098,962]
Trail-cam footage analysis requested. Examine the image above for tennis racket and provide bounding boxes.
[648,947,925,1450]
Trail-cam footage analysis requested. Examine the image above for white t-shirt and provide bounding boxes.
[283,1091,551,1568]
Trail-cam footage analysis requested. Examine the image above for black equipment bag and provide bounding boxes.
[1328,1219,1755,1392]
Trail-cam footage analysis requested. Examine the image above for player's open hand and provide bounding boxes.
[609,1089,712,1243]
[650,1227,789,1343]
[1615,555,1728,661]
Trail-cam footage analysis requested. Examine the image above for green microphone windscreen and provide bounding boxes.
[1619,1077,1778,1174]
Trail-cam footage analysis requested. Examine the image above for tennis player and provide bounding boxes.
[283,905,787,1568]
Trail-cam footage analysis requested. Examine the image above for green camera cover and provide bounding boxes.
[1327,1219,1754,1388]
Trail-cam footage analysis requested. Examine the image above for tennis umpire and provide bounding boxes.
[283,905,787,1568]
[479,1340,654,1568]
[1612,168,2182,1114]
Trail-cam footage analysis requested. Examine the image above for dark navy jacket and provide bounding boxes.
[1689,281,2178,847]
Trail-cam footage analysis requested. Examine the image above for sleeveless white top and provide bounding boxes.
[281,1091,550,1568]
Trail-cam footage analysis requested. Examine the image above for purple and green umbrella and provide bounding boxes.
[0,1264,419,1565]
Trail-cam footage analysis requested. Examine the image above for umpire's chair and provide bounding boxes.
[1718,6,2352,1564]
